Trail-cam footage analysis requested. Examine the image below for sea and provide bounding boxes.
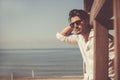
[0,48,83,78]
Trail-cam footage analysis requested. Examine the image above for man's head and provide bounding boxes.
[69,9,91,35]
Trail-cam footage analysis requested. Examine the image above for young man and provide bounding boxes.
[56,9,114,80]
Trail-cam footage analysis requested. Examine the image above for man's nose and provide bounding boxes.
[74,25,79,29]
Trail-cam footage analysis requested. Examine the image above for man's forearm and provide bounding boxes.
[59,26,73,36]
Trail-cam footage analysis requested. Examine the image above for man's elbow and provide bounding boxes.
[56,32,66,42]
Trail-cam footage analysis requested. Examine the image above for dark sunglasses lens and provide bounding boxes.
[70,23,74,27]
[70,20,82,27]
[76,20,82,25]
[76,21,80,25]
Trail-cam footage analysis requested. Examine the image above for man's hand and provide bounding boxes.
[59,26,73,36]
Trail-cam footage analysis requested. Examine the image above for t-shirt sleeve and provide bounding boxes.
[56,32,78,45]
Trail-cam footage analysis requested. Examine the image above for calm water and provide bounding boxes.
[0,48,83,77]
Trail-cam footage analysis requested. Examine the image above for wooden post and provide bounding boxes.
[113,0,120,80]
[93,20,109,80]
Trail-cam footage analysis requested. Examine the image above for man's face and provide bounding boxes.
[70,16,88,34]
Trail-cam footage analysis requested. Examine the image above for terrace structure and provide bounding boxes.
[84,0,120,80]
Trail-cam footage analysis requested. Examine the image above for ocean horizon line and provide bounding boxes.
[0,48,79,51]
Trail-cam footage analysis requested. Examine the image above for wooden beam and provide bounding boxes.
[113,0,120,79]
[96,18,113,29]
[97,0,113,20]
[93,20,109,80]
[96,0,113,29]
[90,0,113,29]
[84,0,93,12]
[90,0,106,25]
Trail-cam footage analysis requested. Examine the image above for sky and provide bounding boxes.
[0,0,83,49]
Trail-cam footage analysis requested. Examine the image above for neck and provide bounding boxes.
[83,31,90,42]
[82,27,91,42]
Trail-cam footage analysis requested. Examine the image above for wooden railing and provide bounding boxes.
[113,0,120,80]
[84,0,120,80]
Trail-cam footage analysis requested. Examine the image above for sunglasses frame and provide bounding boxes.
[70,20,83,28]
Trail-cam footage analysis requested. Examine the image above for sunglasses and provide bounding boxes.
[70,20,83,28]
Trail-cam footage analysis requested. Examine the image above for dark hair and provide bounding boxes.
[69,9,89,21]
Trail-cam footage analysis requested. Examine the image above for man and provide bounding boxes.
[56,9,114,80]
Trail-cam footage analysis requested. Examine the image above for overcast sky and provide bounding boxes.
[0,0,83,49]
